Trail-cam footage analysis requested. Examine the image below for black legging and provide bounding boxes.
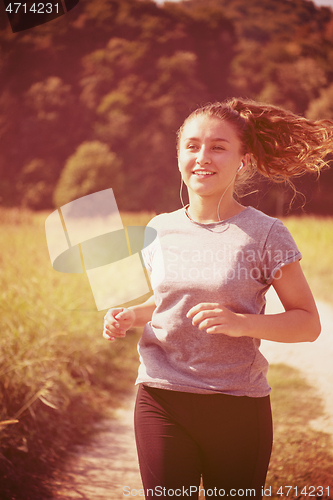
[134,384,273,499]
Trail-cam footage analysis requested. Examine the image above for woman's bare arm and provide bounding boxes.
[187,261,321,343]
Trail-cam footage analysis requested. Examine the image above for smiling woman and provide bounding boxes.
[103,98,333,499]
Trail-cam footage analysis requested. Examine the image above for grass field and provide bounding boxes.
[283,216,333,306]
[0,208,332,499]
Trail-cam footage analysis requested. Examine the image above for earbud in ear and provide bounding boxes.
[237,162,244,173]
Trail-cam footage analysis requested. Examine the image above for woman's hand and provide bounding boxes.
[103,307,136,341]
[186,303,245,337]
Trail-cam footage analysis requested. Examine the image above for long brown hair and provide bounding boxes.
[177,98,333,198]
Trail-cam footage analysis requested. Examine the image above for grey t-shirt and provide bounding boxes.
[136,206,302,397]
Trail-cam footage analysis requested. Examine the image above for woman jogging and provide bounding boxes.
[103,98,333,499]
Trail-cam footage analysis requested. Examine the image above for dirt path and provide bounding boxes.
[52,393,142,499]
[52,291,333,499]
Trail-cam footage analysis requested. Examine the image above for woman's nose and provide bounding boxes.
[196,146,211,165]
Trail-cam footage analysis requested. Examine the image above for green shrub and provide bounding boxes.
[53,141,124,207]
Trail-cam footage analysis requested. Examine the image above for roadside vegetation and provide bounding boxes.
[0,209,332,499]
[266,364,333,500]
[0,208,152,499]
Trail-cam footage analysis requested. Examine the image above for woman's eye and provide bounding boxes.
[187,144,198,150]
[213,146,225,151]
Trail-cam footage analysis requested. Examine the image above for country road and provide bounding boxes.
[52,289,333,500]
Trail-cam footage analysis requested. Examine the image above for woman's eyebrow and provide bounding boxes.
[185,137,230,143]
[211,137,230,143]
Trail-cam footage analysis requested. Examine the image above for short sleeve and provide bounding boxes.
[261,219,302,285]
[141,224,156,272]
[140,219,166,290]
[141,242,153,272]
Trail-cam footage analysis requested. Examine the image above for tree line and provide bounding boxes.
[1,0,333,214]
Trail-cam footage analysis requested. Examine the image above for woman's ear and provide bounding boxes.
[238,154,250,173]
[243,153,250,168]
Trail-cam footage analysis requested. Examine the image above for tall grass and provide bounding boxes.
[0,208,154,499]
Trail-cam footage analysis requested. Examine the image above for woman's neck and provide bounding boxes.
[186,194,244,224]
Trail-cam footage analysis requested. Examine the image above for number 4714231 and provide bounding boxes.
[277,486,330,497]
[5,3,59,14]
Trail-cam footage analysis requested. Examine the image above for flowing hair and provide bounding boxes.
[177,98,333,202]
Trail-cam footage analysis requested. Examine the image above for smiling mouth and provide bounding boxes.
[192,171,216,177]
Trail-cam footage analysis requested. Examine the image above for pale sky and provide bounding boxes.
[154,0,333,9]
[312,0,333,6]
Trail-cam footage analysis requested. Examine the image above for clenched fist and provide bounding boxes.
[103,308,136,341]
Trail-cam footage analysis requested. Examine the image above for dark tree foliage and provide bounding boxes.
[0,0,333,214]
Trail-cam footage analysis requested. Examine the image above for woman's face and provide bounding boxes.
[178,115,247,200]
